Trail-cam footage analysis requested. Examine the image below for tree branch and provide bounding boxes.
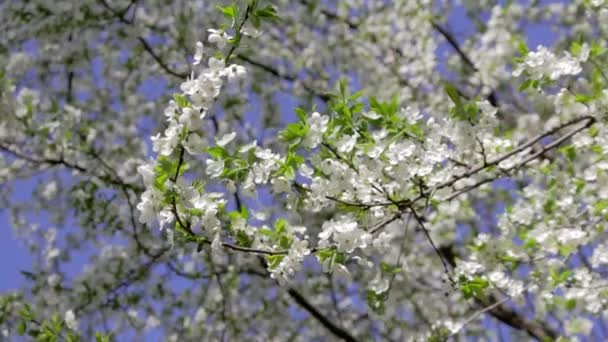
[98,0,188,79]
[430,21,500,107]
[287,288,359,342]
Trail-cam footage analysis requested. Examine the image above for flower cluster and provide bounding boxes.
[513,44,588,81]
[137,33,247,235]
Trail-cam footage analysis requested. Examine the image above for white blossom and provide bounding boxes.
[64,310,78,331]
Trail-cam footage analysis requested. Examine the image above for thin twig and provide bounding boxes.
[410,206,453,285]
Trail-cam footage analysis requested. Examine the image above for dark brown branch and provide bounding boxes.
[409,207,453,284]
[401,115,597,204]
[485,297,558,341]
[321,142,358,174]
[287,288,359,342]
[443,115,596,201]
[236,54,332,102]
[98,0,188,79]
[137,36,188,78]
[325,195,393,209]
[369,214,401,235]
[0,142,141,192]
[430,21,499,108]
[441,243,559,341]
[224,5,252,64]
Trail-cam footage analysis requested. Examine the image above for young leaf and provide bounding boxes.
[255,5,279,20]
[443,82,461,106]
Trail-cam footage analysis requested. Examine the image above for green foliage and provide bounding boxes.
[266,254,284,269]
[550,268,572,287]
[366,290,388,314]
[276,149,304,180]
[518,78,541,92]
[380,261,402,275]
[329,81,365,130]
[369,96,399,118]
[427,326,451,342]
[207,146,229,159]
[154,155,188,191]
[258,218,295,253]
[173,93,190,108]
[459,276,489,300]
[8,303,91,342]
[254,5,279,20]
[559,145,577,161]
[235,230,253,247]
[512,37,529,64]
[594,199,608,215]
[217,4,237,20]
[443,81,481,123]
[279,122,309,144]
[95,332,112,342]
[315,247,347,270]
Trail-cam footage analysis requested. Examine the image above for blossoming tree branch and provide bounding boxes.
[1,0,608,341]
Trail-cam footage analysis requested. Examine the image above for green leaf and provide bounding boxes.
[517,39,529,56]
[543,199,556,214]
[350,102,364,114]
[559,145,576,161]
[274,218,287,234]
[294,107,308,123]
[278,235,292,249]
[366,290,387,314]
[594,199,608,215]
[592,67,604,95]
[350,90,365,101]
[518,79,534,92]
[558,244,575,257]
[338,79,348,100]
[369,97,382,114]
[550,269,572,286]
[570,41,582,56]
[156,155,175,175]
[18,304,33,320]
[380,262,401,275]
[280,123,308,143]
[216,5,236,19]
[574,178,586,194]
[251,15,261,29]
[254,5,279,20]
[207,146,228,159]
[589,125,600,137]
[18,321,26,335]
[449,101,479,123]
[235,230,253,247]
[154,171,169,191]
[258,228,275,238]
[443,82,461,106]
[565,298,577,310]
[315,248,334,262]
[95,332,111,342]
[266,255,284,269]
[67,333,80,342]
[282,165,296,179]
[523,238,538,250]
[173,94,189,108]
[574,93,596,103]
[591,41,607,58]
[460,276,489,300]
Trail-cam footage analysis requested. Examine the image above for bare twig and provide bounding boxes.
[409,206,453,284]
